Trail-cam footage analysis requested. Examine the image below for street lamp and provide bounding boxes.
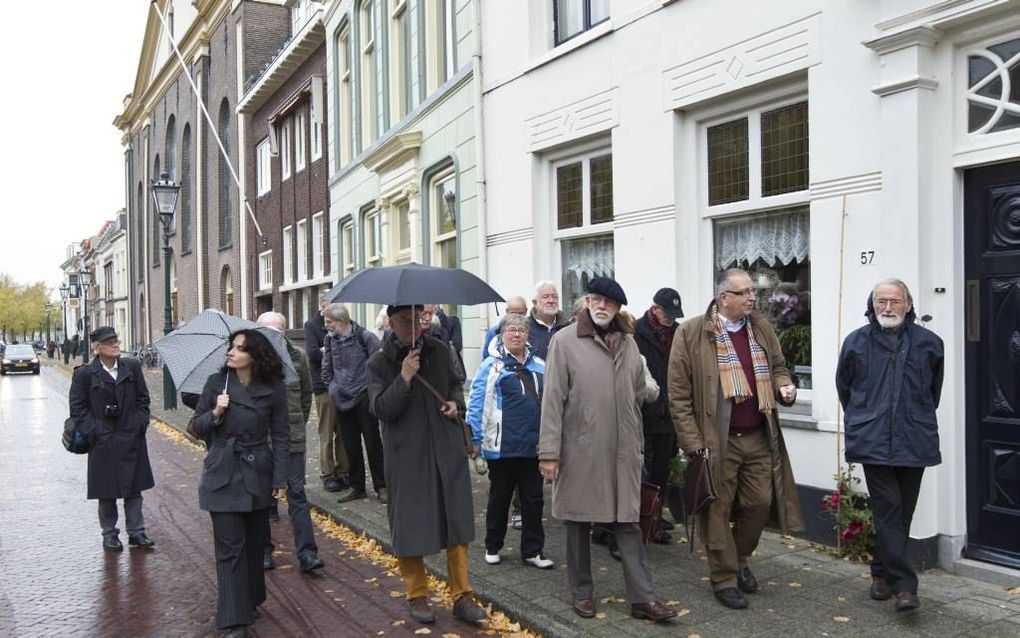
[59,284,70,361]
[151,171,181,410]
[44,303,52,344]
[79,268,93,360]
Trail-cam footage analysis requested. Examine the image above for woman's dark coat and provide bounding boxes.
[69,356,154,499]
[366,334,474,557]
[836,300,944,467]
[191,370,290,512]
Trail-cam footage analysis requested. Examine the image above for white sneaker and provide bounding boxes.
[523,554,554,569]
[484,552,502,565]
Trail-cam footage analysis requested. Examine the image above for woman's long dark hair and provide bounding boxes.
[221,329,283,384]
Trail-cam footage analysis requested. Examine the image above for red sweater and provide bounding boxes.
[728,326,764,433]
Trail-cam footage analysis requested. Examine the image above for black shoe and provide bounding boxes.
[591,528,611,546]
[335,475,351,491]
[714,587,749,609]
[870,576,893,601]
[336,488,368,503]
[607,540,622,562]
[653,530,672,545]
[128,533,156,549]
[323,477,343,492]
[224,625,249,638]
[299,555,325,573]
[737,566,759,594]
[895,591,920,612]
[659,518,675,531]
[103,536,123,552]
[263,549,276,571]
[631,601,678,622]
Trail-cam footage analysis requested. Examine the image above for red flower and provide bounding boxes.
[830,491,841,508]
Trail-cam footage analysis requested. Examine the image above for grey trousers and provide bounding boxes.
[265,451,318,561]
[98,494,144,538]
[565,521,655,604]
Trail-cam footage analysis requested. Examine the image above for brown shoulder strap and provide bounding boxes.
[514,369,541,404]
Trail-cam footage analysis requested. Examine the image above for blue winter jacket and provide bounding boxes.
[466,344,545,460]
[835,299,944,467]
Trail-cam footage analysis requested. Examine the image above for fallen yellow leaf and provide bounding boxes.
[442,634,461,638]
[365,577,378,583]
[665,600,681,606]
[834,616,850,623]
[837,596,846,602]
[1006,586,1020,595]
[392,620,406,626]
[677,608,691,617]
[414,628,432,635]
[788,582,802,588]
[389,591,403,598]
[687,635,702,638]
[595,612,607,619]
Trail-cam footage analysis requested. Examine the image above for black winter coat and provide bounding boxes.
[836,302,944,467]
[304,313,328,395]
[191,370,290,512]
[69,356,154,499]
[634,314,678,435]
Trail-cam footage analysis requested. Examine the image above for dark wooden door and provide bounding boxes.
[964,161,1020,568]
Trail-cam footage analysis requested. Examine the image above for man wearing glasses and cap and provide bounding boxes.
[68,326,156,552]
[634,288,685,543]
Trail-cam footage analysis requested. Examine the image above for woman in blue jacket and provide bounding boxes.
[467,314,553,569]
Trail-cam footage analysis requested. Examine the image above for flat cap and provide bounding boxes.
[586,276,628,306]
[386,304,425,317]
[653,287,684,318]
[90,326,118,343]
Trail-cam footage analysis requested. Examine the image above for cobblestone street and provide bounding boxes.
[0,364,489,637]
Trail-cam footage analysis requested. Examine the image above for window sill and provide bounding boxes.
[218,243,233,252]
[527,20,613,75]
[777,398,817,431]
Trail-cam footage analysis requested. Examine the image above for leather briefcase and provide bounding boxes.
[639,482,663,544]
[682,448,718,551]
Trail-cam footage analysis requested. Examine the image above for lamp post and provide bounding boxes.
[79,268,93,360]
[44,303,52,344]
[151,171,181,410]
[59,284,70,362]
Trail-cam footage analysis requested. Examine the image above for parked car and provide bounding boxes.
[33,339,46,352]
[1,344,40,375]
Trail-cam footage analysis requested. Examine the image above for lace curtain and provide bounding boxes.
[561,234,614,307]
[714,206,810,269]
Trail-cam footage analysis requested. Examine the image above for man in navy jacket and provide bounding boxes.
[836,279,943,613]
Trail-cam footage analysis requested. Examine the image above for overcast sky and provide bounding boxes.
[0,2,151,296]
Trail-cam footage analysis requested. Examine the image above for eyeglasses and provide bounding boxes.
[99,340,121,346]
[723,288,756,298]
[874,298,904,309]
[503,327,528,335]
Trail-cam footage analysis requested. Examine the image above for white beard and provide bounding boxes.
[591,309,616,327]
[876,315,904,329]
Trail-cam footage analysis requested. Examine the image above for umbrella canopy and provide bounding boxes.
[323,262,503,306]
[152,309,298,395]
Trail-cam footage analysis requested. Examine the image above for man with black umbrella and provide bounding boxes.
[68,326,156,551]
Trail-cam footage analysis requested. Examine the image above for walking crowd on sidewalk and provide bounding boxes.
[64,269,944,635]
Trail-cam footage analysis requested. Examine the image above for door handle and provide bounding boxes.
[966,279,980,342]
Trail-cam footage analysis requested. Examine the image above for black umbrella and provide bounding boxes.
[323,262,503,306]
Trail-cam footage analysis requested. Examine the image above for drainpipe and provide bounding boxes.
[471,0,489,324]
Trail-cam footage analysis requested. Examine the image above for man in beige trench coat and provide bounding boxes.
[539,277,676,623]
[668,268,805,610]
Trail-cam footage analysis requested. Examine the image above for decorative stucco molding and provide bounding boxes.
[613,204,675,229]
[525,88,618,152]
[486,227,534,247]
[810,171,883,200]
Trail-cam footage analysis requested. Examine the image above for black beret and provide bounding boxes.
[586,276,628,306]
[386,304,425,317]
[90,326,118,343]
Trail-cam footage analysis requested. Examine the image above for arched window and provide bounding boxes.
[153,155,161,266]
[136,182,145,280]
[218,99,233,247]
[181,124,192,252]
[221,266,234,316]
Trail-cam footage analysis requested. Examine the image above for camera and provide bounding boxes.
[104,404,121,418]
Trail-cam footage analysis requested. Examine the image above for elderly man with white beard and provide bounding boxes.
[836,279,944,613]
[527,281,572,361]
[539,277,676,623]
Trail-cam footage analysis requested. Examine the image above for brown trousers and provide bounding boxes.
[707,427,773,591]
[396,544,472,601]
[315,392,349,479]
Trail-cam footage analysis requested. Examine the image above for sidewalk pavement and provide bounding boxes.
[89,359,1020,638]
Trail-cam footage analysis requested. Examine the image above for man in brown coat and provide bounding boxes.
[668,268,804,609]
[539,277,676,623]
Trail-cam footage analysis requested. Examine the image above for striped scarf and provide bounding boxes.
[712,309,775,413]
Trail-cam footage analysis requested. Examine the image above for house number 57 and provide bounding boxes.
[860,251,875,265]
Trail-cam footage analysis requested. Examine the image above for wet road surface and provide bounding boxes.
[0,365,487,637]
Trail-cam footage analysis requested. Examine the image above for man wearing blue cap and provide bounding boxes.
[539,276,676,623]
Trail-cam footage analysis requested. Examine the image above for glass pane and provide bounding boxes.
[398,202,410,250]
[556,162,583,229]
[712,206,812,387]
[761,102,809,197]
[435,177,456,235]
[555,0,583,44]
[438,236,457,269]
[589,0,609,25]
[707,118,749,205]
[589,154,614,224]
[561,234,614,312]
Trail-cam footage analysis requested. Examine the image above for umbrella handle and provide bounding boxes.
[413,373,473,457]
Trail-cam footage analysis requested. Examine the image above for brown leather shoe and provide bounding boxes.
[408,596,435,623]
[573,598,596,618]
[452,594,488,624]
[631,600,678,622]
[870,576,893,601]
[895,591,920,612]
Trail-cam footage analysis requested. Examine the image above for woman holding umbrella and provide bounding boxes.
[191,329,290,638]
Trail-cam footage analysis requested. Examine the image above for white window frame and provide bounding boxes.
[363,208,383,266]
[311,108,323,162]
[340,218,355,277]
[550,143,614,243]
[296,219,308,281]
[312,212,325,278]
[337,24,353,167]
[283,225,294,283]
[288,292,296,329]
[258,249,273,291]
[429,169,457,267]
[295,109,307,172]
[282,119,292,180]
[360,0,377,148]
[256,138,272,196]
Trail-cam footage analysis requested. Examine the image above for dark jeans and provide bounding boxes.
[338,398,385,493]
[265,451,318,561]
[210,507,269,630]
[863,465,925,595]
[644,431,676,497]
[485,457,545,558]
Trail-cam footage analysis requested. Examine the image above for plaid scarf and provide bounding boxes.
[712,308,775,413]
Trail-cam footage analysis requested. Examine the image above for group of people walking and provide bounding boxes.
[67,267,944,635]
